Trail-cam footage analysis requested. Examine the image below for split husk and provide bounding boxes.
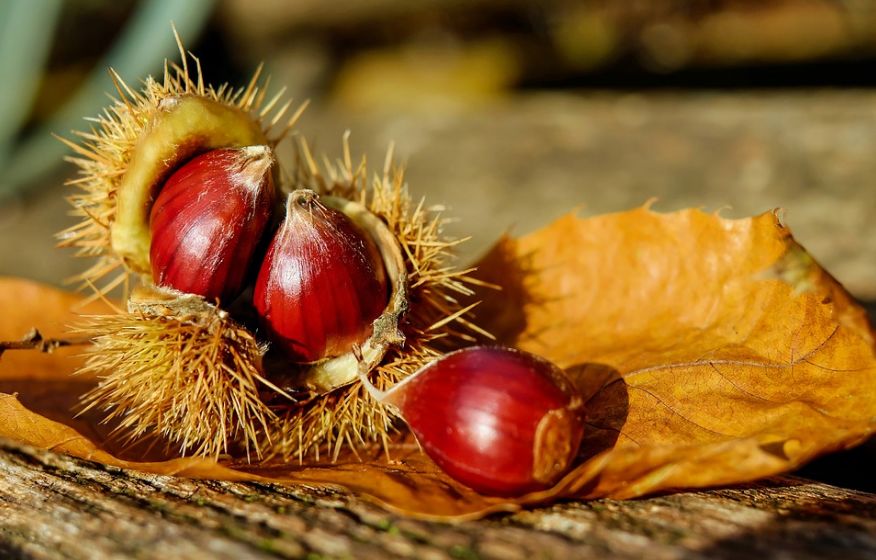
[54,34,487,460]
[56,36,305,297]
[263,140,491,461]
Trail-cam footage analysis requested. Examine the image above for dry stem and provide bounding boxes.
[0,329,90,358]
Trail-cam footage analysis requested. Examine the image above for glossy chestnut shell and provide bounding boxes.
[371,346,585,496]
[149,146,276,303]
[254,190,389,363]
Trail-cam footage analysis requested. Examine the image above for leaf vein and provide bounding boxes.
[630,385,734,438]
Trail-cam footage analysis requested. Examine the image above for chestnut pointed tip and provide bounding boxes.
[236,145,275,187]
[239,144,273,162]
[283,189,323,222]
[289,188,318,205]
[241,144,271,157]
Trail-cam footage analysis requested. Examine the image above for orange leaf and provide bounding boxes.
[1,207,874,519]
[471,207,876,499]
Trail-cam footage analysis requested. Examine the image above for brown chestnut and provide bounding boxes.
[149,146,276,303]
[254,189,389,363]
[360,346,585,496]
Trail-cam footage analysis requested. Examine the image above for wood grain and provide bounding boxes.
[1,437,874,560]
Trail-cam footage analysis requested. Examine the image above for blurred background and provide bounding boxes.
[0,0,874,490]
[1,0,875,297]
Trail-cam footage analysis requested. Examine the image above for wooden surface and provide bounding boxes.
[1,437,874,560]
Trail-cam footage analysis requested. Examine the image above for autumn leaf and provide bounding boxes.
[471,207,876,500]
[0,207,874,520]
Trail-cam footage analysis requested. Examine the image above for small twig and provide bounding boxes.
[0,329,91,359]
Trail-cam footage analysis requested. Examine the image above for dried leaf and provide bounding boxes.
[1,207,874,519]
[471,207,876,500]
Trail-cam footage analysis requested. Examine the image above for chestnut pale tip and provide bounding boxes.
[236,145,274,182]
[358,346,586,496]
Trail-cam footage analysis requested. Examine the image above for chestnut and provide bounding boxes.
[254,189,390,363]
[360,346,585,496]
[148,146,277,303]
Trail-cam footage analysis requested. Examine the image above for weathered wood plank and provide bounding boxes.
[1,437,874,560]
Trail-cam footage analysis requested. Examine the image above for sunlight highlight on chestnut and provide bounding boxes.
[149,146,276,303]
[360,346,585,496]
[254,190,389,363]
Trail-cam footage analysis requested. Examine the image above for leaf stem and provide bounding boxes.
[0,329,91,358]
